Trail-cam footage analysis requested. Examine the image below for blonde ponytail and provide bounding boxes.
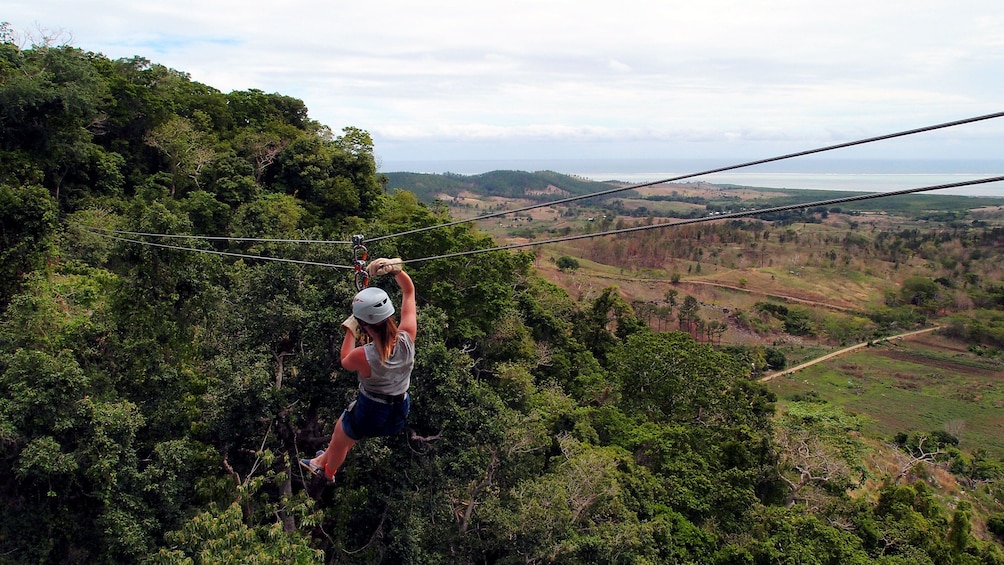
[371,317,399,363]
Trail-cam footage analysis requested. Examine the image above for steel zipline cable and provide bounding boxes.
[84,175,1004,269]
[81,227,352,245]
[90,232,355,269]
[398,175,1004,264]
[366,110,1004,243]
[80,111,1004,249]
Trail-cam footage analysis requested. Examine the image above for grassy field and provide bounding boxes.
[445,182,1004,459]
[765,332,1004,457]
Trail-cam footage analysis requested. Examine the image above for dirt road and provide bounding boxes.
[759,326,941,382]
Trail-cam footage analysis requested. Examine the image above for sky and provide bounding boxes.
[6,1,1004,172]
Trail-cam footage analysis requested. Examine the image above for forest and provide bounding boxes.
[3,27,1004,564]
[381,170,609,203]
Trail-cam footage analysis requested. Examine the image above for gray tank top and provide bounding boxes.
[360,332,414,396]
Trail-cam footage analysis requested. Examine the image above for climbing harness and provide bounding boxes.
[352,234,369,291]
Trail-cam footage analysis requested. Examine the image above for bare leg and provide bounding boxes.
[310,416,356,481]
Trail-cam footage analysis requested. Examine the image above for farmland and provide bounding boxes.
[394,172,1004,458]
[766,331,1004,456]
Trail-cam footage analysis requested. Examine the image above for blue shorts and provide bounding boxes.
[341,392,410,441]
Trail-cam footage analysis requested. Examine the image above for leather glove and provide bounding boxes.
[367,257,403,277]
[341,315,360,338]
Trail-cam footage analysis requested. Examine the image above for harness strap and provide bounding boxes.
[360,388,408,404]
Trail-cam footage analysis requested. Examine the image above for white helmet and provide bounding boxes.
[352,287,395,325]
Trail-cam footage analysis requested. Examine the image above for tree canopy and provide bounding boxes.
[2,31,1003,564]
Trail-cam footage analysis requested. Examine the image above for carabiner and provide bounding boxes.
[354,265,369,291]
[352,235,369,291]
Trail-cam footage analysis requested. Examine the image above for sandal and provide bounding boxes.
[298,450,332,482]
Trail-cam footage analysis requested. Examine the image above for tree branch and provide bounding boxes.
[459,449,499,534]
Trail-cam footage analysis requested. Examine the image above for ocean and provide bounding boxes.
[378,158,1004,198]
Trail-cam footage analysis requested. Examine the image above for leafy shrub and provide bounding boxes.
[556,255,580,272]
[989,513,1004,541]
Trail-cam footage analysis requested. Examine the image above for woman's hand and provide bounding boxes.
[341,315,360,339]
[367,258,403,277]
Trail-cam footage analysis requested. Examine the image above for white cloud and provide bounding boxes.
[5,0,1004,161]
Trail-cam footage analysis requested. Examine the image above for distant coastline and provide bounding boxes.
[378,158,1004,198]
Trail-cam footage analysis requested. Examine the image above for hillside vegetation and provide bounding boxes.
[3,30,1004,564]
[382,170,610,202]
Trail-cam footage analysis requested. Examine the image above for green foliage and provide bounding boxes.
[383,169,609,203]
[754,301,817,336]
[0,183,58,307]
[1,32,1000,563]
[555,254,580,272]
[822,313,875,344]
[893,430,960,464]
[781,308,815,336]
[0,347,155,562]
[144,115,217,196]
[231,193,306,237]
[941,309,1004,349]
[150,490,323,564]
[611,331,749,423]
[867,304,928,332]
[989,513,1004,541]
[265,127,381,224]
[737,505,872,564]
[968,280,1004,310]
[898,275,948,313]
[225,88,314,131]
[775,402,869,507]
[765,347,787,370]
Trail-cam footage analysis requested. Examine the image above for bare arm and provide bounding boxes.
[340,331,370,376]
[395,270,417,341]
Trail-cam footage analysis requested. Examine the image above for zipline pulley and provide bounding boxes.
[352,234,369,291]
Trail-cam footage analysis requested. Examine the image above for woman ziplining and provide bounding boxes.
[300,257,417,483]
